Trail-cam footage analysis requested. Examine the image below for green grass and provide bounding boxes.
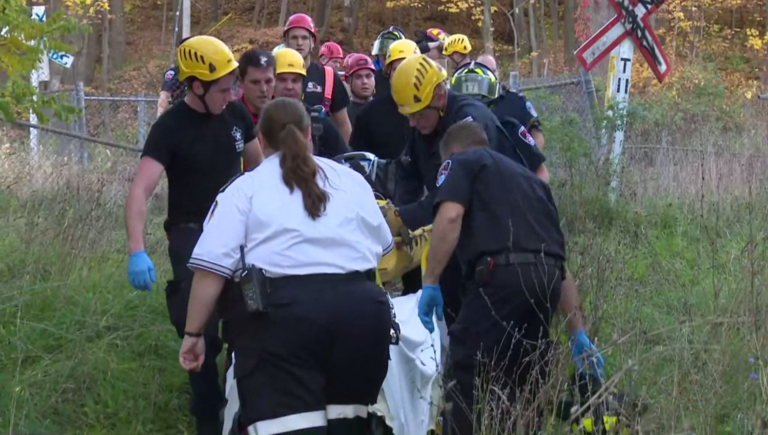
[3,128,768,434]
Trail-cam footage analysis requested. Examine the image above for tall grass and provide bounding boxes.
[2,82,768,434]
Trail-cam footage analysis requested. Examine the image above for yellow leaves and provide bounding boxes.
[63,0,110,18]
[744,28,767,51]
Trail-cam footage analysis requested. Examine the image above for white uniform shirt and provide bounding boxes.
[188,153,395,278]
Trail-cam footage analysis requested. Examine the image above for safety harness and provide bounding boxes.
[322,65,335,113]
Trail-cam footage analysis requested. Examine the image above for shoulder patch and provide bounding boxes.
[436,160,451,187]
[518,125,536,147]
[460,115,474,122]
[164,69,175,81]
[525,100,538,118]
[219,172,244,193]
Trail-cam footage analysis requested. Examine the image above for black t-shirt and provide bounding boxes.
[372,69,391,99]
[161,66,186,106]
[141,101,256,228]
[349,95,409,160]
[347,100,367,127]
[489,90,542,131]
[303,62,350,114]
[433,147,565,271]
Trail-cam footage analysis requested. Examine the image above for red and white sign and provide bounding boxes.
[575,0,670,83]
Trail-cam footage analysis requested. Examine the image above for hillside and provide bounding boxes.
[99,0,768,97]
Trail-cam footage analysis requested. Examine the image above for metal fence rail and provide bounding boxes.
[7,74,602,170]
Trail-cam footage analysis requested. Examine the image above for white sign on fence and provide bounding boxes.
[28,6,77,155]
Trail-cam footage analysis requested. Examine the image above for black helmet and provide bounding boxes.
[334,152,397,200]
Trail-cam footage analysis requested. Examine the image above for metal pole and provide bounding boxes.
[578,67,601,150]
[182,0,190,38]
[137,92,146,148]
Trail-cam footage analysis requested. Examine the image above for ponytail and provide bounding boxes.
[258,97,330,220]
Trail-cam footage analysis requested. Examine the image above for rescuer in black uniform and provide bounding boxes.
[418,121,604,435]
[273,47,349,159]
[283,13,353,143]
[384,54,545,324]
[157,36,193,117]
[125,36,264,435]
[350,40,423,295]
[455,56,546,151]
[370,26,407,98]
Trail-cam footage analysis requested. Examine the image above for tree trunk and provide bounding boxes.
[527,0,538,77]
[482,0,494,55]
[563,0,575,68]
[101,10,110,90]
[549,0,558,49]
[538,0,548,71]
[316,0,333,42]
[351,0,363,43]
[512,0,528,55]
[278,0,290,28]
[251,0,265,28]
[343,0,354,47]
[109,0,126,74]
[210,0,220,24]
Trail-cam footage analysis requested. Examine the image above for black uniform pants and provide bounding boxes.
[233,273,392,435]
[165,225,225,429]
[443,262,562,435]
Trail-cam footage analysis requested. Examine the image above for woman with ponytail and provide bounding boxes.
[179,97,396,435]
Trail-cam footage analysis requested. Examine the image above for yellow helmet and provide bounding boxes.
[443,34,472,56]
[391,55,448,115]
[177,35,238,82]
[274,47,306,77]
[385,39,419,67]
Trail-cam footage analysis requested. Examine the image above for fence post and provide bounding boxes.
[578,67,602,153]
[508,71,520,92]
[76,81,89,166]
[137,92,146,148]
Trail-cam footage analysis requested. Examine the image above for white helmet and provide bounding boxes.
[272,43,286,55]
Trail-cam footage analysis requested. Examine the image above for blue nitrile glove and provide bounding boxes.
[418,284,444,333]
[128,250,156,291]
[571,329,606,379]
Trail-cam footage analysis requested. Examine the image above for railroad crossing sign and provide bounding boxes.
[575,0,670,83]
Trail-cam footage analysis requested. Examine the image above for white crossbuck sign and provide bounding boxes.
[575,0,670,82]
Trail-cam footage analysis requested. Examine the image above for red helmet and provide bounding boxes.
[343,53,356,69]
[284,13,316,42]
[426,28,448,42]
[345,54,375,81]
[319,42,344,60]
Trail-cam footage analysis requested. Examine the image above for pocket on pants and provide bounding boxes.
[165,279,190,338]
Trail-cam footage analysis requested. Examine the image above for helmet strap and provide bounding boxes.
[190,80,214,114]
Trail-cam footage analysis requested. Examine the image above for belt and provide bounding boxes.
[267,270,377,288]
[486,252,563,268]
[474,252,564,285]
[164,221,202,234]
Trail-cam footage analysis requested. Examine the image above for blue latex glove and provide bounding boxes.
[418,284,444,333]
[128,250,156,291]
[571,329,606,379]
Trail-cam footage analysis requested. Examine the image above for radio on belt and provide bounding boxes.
[238,245,269,313]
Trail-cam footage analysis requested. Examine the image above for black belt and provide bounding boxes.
[486,252,563,268]
[164,220,203,233]
[267,270,377,289]
[475,252,564,285]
